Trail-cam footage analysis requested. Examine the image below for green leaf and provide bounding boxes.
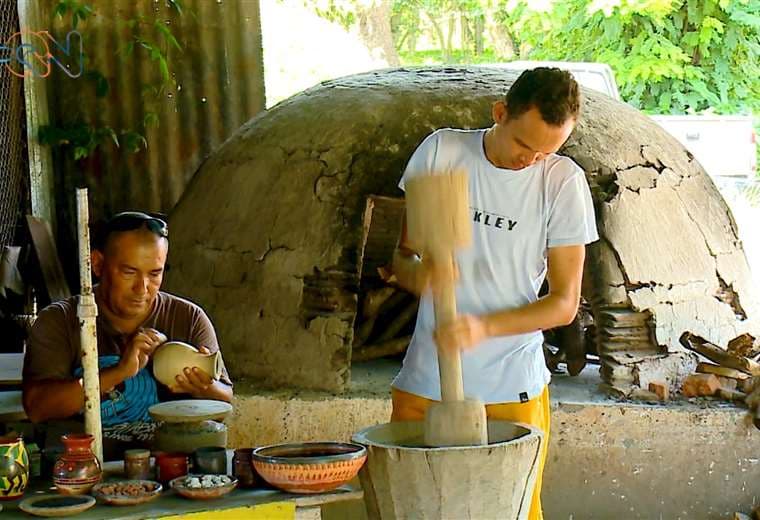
[168,0,183,16]
[53,2,68,18]
[74,146,89,160]
[143,112,160,128]
[158,56,169,83]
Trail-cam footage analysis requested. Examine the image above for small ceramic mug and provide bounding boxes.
[193,447,228,475]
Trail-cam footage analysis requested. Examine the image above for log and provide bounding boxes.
[353,290,408,348]
[744,383,760,411]
[353,336,411,363]
[727,333,760,359]
[375,299,418,343]
[679,332,760,376]
[362,287,397,318]
[718,388,747,402]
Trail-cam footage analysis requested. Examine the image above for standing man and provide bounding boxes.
[23,212,233,456]
[389,68,598,519]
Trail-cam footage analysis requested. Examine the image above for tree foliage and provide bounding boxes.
[306,0,758,117]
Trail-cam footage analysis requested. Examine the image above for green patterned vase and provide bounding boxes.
[0,435,29,500]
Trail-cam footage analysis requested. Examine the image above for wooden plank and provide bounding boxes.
[26,215,71,302]
[18,0,57,227]
[697,362,751,381]
[360,195,405,283]
[0,353,23,385]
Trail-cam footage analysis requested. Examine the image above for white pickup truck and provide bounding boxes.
[492,61,758,180]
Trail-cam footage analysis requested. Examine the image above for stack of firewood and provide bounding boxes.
[674,332,760,427]
[352,285,418,362]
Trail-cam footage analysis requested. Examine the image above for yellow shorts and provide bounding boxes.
[391,386,550,520]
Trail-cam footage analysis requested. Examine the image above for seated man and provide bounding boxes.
[22,211,232,455]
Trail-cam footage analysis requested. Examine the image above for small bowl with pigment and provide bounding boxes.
[251,442,366,494]
[170,474,237,500]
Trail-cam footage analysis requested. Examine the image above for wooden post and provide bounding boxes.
[76,189,102,463]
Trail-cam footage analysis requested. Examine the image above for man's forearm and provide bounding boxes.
[205,380,233,403]
[483,293,578,338]
[23,365,130,423]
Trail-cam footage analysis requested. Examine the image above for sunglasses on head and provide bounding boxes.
[105,211,168,238]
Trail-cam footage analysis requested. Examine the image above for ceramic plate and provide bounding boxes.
[148,399,232,423]
[92,479,162,506]
[18,494,96,517]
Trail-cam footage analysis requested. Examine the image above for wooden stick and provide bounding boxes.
[353,336,411,363]
[76,189,102,463]
[679,332,760,376]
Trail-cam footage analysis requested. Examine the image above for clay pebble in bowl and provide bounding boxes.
[18,494,96,517]
[251,442,367,494]
[170,474,238,499]
[92,480,163,506]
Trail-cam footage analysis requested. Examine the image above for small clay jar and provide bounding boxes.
[193,446,227,475]
[156,452,188,484]
[232,448,258,488]
[52,434,102,495]
[124,449,151,480]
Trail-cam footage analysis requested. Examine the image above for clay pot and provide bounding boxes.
[0,435,29,500]
[152,341,222,387]
[155,452,188,484]
[232,448,259,488]
[52,434,102,495]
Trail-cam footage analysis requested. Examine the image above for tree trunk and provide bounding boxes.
[460,12,470,61]
[446,14,456,61]
[487,11,517,60]
[356,0,400,67]
[474,14,485,56]
[424,10,449,62]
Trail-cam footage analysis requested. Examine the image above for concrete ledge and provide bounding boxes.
[228,361,760,519]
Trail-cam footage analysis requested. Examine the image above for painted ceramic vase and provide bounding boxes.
[152,341,222,387]
[52,434,102,495]
[0,435,29,500]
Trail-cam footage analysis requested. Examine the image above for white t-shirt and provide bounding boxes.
[392,128,599,404]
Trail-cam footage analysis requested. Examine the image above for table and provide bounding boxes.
[0,353,23,385]
[2,455,363,520]
[2,483,362,519]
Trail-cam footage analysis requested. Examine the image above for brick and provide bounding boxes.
[648,381,669,401]
[681,374,721,397]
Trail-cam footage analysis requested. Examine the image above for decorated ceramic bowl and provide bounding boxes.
[251,442,366,494]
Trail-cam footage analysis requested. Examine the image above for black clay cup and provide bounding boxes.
[193,447,228,475]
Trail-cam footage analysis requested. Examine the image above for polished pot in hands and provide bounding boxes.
[152,341,222,387]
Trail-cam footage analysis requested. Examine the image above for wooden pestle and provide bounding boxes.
[405,172,488,447]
